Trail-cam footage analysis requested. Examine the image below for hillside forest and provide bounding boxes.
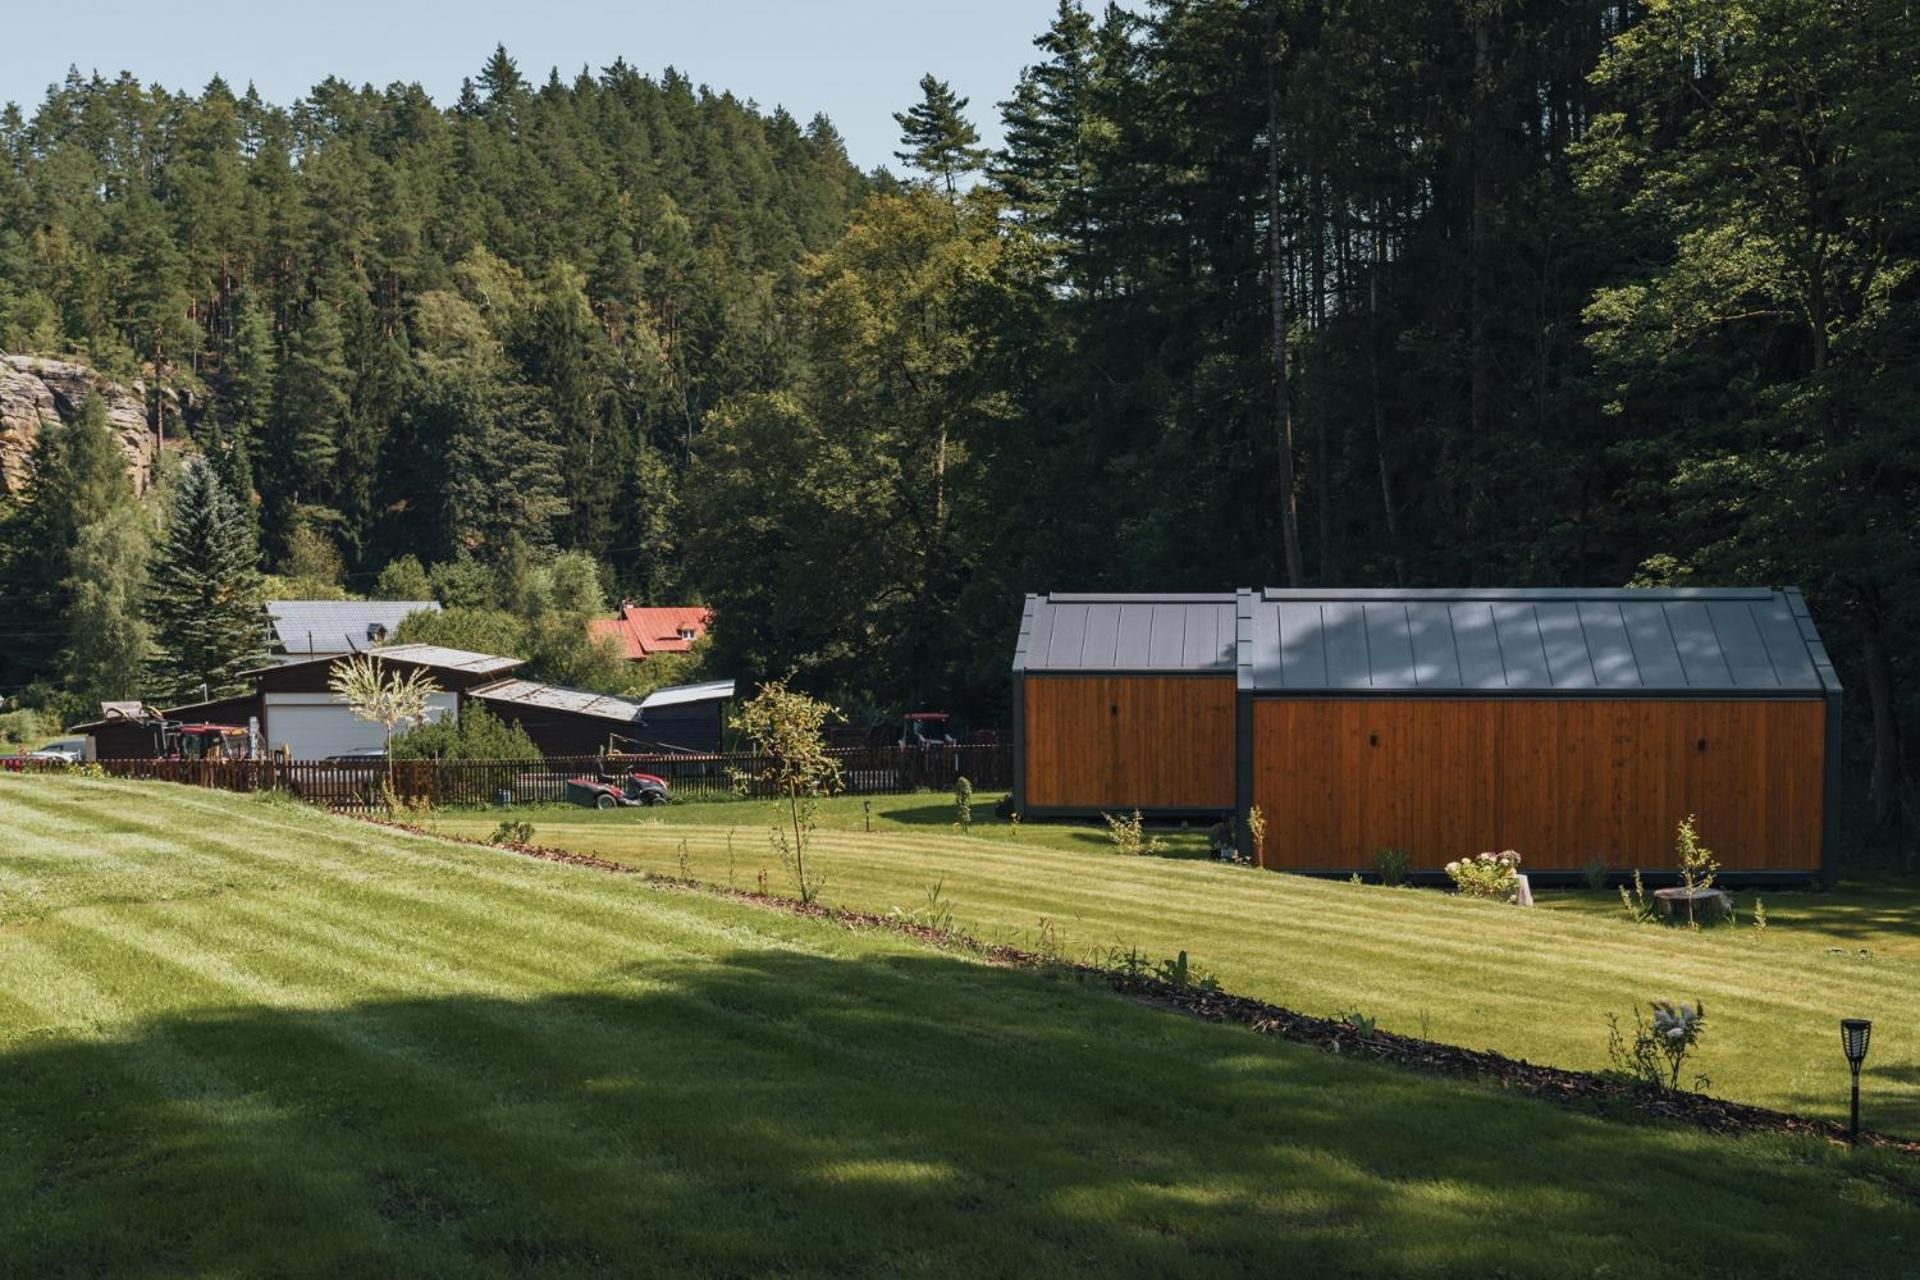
[0,1,1914,853]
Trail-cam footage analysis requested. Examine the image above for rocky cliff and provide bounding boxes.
[0,355,159,498]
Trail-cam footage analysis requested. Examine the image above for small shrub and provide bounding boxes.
[1152,950,1220,991]
[1444,850,1521,901]
[953,776,973,834]
[1619,869,1657,923]
[1372,847,1413,887]
[487,818,534,846]
[1606,999,1709,1092]
[1034,915,1064,961]
[676,838,693,883]
[1340,1009,1378,1037]
[1581,857,1609,890]
[1674,814,1720,929]
[1246,804,1268,865]
[891,879,957,934]
[1102,809,1166,857]
[1110,945,1151,980]
[1751,897,1768,936]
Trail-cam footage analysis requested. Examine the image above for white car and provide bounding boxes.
[29,741,85,764]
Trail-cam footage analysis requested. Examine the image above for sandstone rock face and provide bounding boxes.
[0,355,158,497]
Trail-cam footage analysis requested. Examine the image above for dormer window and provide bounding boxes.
[677,626,697,642]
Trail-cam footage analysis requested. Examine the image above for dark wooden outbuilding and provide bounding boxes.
[1015,588,1840,882]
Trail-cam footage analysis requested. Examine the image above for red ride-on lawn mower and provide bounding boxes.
[565,768,671,810]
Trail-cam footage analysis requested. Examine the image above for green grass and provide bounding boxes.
[4,776,1918,1276]
[430,792,1920,1138]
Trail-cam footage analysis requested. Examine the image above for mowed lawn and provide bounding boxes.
[432,792,1920,1137]
[1,777,1917,1277]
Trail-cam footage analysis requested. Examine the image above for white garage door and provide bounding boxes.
[265,692,458,758]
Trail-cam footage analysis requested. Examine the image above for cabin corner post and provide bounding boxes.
[1010,593,1037,817]
[1823,687,1842,888]
[1235,588,1257,863]
[1011,669,1027,815]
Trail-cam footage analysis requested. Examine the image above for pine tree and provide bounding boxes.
[149,460,266,699]
[266,300,349,553]
[893,75,985,197]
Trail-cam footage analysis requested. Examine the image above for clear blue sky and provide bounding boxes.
[0,0,1102,170]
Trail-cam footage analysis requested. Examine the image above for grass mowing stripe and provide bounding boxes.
[442,805,1920,1132]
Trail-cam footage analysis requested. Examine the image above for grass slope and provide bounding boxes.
[3,775,1917,1278]
[430,793,1920,1137]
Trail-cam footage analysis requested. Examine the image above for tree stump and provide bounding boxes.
[1653,886,1732,924]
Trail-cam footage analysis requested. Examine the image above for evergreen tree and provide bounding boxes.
[266,299,349,552]
[149,461,266,699]
[893,75,985,197]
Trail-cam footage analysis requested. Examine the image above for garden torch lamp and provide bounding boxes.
[1840,1018,1872,1144]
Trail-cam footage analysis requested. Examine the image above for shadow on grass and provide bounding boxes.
[4,950,1914,1278]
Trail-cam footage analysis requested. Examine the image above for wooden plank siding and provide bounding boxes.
[1023,675,1236,811]
[1250,698,1825,872]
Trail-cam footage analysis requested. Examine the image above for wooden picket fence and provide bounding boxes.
[41,743,1011,810]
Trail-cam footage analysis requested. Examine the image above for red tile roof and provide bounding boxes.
[589,605,711,661]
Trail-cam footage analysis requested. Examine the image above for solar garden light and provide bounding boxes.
[1840,1018,1872,1144]
[863,799,872,833]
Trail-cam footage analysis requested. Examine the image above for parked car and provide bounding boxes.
[30,738,86,764]
[565,769,670,810]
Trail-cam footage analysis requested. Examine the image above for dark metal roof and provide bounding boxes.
[1243,588,1836,695]
[1013,593,1238,673]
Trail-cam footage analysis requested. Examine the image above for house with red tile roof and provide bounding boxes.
[588,604,711,662]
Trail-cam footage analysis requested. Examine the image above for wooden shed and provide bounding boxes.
[1011,593,1240,816]
[1014,587,1840,882]
[1240,588,1839,882]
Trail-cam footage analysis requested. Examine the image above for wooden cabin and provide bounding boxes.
[1014,588,1840,882]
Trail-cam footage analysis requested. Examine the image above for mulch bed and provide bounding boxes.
[365,814,1920,1160]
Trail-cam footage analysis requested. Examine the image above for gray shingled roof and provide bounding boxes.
[1013,593,1238,673]
[1244,588,1836,695]
[266,600,439,655]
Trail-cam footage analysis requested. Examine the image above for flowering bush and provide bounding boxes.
[1444,849,1522,901]
[1607,999,1709,1091]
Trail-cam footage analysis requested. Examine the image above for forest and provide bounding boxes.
[0,0,1914,851]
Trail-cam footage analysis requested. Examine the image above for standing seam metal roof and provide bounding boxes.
[1242,588,1836,694]
[1013,594,1239,673]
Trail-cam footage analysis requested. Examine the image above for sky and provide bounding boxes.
[0,0,1096,171]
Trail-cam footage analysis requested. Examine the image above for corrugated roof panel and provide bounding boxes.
[1666,602,1733,686]
[1114,604,1154,667]
[1082,604,1122,668]
[1619,603,1686,686]
[1577,602,1643,688]
[1276,603,1327,688]
[1537,602,1598,688]
[1449,604,1507,687]
[1406,603,1462,687]
[1491,604,1551,687]
[1148,604,1188,668]
[1364,604,1418,687]
[1322,603,1373,688]
[1047,604,1089,666]
[1755,599,1819,687]
[1707,601,1778,688]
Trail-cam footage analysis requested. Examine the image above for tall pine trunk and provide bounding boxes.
[1266,6,1305,588]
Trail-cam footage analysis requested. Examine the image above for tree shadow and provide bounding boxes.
[4,949,1914,1277]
